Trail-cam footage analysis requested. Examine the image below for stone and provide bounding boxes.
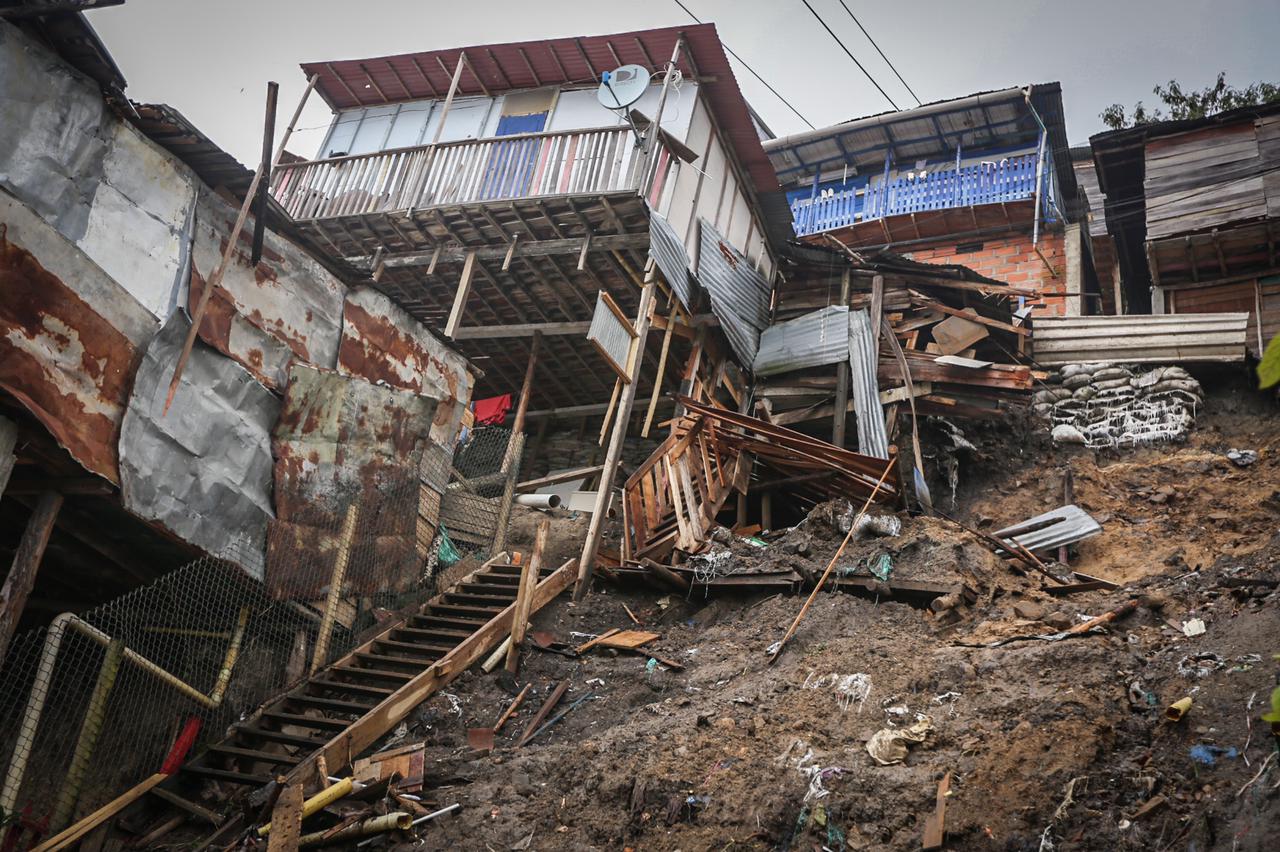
[1044,612,1073,631]
[1013,601,1046,621]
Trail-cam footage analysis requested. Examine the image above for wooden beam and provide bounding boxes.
[516,464,608,493]
[505,519,547,673]
[642,304,679,438]
[575,283,657,599]
[354,233,649,269]
[431,54,466,145]
[0,492,62,661]
[832,268,851,447]
[0,416,16,499]
[29,773,168,852]
[444,250,478,338]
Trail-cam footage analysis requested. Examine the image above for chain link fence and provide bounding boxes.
[439,426,524,558]
[0,466,438,843]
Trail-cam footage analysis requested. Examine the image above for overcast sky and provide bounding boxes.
[89,0,1278,165]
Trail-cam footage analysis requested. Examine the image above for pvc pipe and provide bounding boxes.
[299,811,410,848]
[49,639,125,831]
[258,778,354,836]
[516,493,561,509]
[1166,696,1193,721]
[1,607,250,812]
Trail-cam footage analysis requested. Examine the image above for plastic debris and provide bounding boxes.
[865,717,935,765]
[1177,652,1224,677]
[869,553,893,582]
[1226,448,1258,467]
[854,514,902,539]
[802,672,872,713]
[1181,618,1206,637]
[1188,744,1238,766]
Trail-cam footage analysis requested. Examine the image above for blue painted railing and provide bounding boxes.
[791,152,1041,236]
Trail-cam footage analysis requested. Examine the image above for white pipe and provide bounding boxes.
[515,493,561,509]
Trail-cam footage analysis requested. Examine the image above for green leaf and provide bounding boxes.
[1258,334,1280,389]
[1262,686,1280,723]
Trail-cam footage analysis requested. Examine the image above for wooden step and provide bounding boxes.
[149,787,224,825]
[287,694,377,714]
[232,725,327,748]
[353,651,434,668]
[180,764,271,786]
[410,614,487,630]
[205,743,302,766]
[443,592,518,606]
[261,711,351,731]
[470,574,521,586]
[310,677,395,697]
[425,603,506,617]
[393,625,471,641]
[457,582,519,596]
[334,665,415,682]
[374,638,454,656]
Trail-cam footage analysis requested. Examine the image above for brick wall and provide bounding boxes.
[904,230,1071,316]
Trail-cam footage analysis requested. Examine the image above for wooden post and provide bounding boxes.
[1058,467,1073,565]
[869,274,885,353]
[492,333,540,555]
[574,283,657,600]
[642,304,679,438]
[163,77,317,414]
[444,250,478,338]
[250,82,279,265]
[505,519,548,673]
[310,505,358,674]
[760,492,773,532]
[0,492,63,662]
[832,268,852,447]
[431,53,466,145]
[642,35,686,192]
[0,416,15,499]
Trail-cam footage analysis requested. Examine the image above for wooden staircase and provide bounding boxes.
[152,554,575,823]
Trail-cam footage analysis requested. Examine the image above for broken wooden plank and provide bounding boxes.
[931,311,989,355]
[265,783,303,852]
[921,771,952,850]
[574,628,622,654]
[31,773,168,852]
[516,680,569,747]
[596,630,660,650]
[494,684,532,732]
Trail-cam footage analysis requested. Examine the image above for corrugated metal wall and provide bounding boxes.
[753,306,848,376]
[1033,313,1249,365]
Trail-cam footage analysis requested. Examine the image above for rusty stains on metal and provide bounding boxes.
[337,287,476,447]
[0,228,139,483]
[188,188,345,390]
[267,363,438,598]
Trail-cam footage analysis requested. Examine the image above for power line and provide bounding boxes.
[797,0,899,110]
[835,0,921,106]
[670,0,815,130]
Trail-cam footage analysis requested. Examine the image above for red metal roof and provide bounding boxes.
[300,23,780,197]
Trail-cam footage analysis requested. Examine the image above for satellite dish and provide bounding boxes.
[596,64,650,111]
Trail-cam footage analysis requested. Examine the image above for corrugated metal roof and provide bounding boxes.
[648,207,695,309]
[301,23,781,214]
[848,308,889,459]
[697,218,772,366]
[1033,313,1249,365]
[762,83,1078,217]
[753,305,848,376]
[586,291,633,376]
[995,504,1102,554]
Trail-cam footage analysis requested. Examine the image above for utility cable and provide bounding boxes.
[671,0,816,130]
[835,0,921,106]
[798,0,899,110]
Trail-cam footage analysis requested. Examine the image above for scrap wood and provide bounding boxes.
[520,692,598,746]
[494,683,532,732]
[265,783,303,852]
[574,628,622,654]
[958,598,1144,648]
[516,681,570,747]
[30,773,168,852]
[768,457,897,664]
[622,604,642,625]
[596,630,660,650]
[642,558,691,592]
[922,771,952,851]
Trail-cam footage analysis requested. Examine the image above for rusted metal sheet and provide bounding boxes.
[0,207,153,484]
[267,364,438,598]
[119,313,279,579]
[189,187,346,391]
[337,287,476,447]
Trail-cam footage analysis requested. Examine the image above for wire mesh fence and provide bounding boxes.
[0,464,439,841]
[439,426,524,557]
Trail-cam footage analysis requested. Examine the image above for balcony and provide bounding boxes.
[790,152,1043,238]
[271,126,649,221]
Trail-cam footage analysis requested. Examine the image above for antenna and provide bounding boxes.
[597,64,650,148]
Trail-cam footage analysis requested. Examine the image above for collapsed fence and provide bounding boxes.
[0,425,522,842]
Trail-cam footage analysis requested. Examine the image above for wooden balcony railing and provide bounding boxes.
[791,152,1042,236]
[271,126,647,220]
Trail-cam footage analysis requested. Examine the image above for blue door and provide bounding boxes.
[481,112,549,199]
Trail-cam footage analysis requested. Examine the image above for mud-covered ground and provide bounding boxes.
[374,371,1279,852]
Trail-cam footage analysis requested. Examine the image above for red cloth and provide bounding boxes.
[473,393,513,425]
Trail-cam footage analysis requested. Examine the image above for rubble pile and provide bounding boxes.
[1035,362,1204,448]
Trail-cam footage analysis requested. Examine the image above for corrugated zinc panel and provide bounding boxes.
[586,291,634,378]
[697,218,772,366]
[649,207,695,310]
[995,504,1102,554]
[848,309,890,460]
[1033,313,1249,365]
[753,305,848,376]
